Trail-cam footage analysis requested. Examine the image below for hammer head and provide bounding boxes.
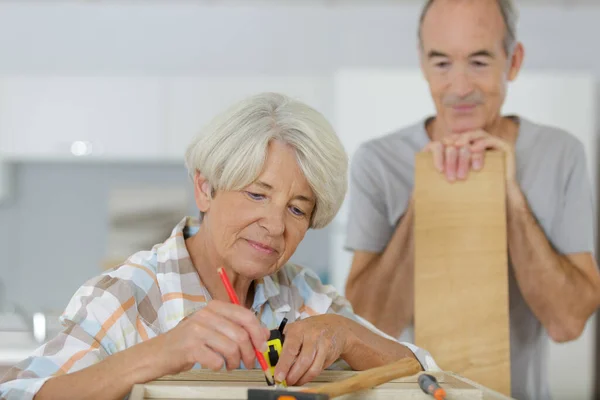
[247,389,329,400]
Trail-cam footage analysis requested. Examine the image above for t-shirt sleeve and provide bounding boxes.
[550,140,596,255]
[344,144,394,253]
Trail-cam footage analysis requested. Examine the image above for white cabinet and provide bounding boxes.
[0,76,333,162]
[164,76,332,160]
[0,77,165,161]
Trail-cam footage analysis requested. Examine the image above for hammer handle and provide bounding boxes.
[302,357,423,398]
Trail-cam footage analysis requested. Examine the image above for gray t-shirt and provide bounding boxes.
[344,116,596,400]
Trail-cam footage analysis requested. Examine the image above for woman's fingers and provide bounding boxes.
[294,342,328,386]
[191,343,225,371]
[198,309,257,369]
[285,335,319,386]
[184,323,240,371]
[273,331,302,384]
[202,300,268,353]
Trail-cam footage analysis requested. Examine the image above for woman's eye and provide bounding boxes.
[290,206,305,216]
[246,192,265,200]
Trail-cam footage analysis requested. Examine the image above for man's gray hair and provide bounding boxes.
[185,92,348,229]
[418,0,519,55]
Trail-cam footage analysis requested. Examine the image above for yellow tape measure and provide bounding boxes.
[263,318,288,387]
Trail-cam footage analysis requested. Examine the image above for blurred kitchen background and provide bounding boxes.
[0,1,598,398]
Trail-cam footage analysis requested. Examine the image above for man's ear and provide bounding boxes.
[193,172,212,213]
[507,42,525,82]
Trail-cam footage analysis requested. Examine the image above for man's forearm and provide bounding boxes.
[35,336,166,400]
[340,317,420,371]
[346,202,415,338]
[506,183,599,341]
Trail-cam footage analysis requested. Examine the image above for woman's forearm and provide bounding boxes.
[339,317,419,371]
[35,335,167,400]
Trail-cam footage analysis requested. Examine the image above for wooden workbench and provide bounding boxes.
[129,369,516,400]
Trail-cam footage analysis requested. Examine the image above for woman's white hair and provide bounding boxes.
[184,92,348,229]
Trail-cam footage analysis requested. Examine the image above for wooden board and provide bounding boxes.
[129,370,515,400]
[413,151,511,396]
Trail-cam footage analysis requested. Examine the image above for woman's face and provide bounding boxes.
[195,140,316,280]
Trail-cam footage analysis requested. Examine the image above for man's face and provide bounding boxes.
[419,0,522,134]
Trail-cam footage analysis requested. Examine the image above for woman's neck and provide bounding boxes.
[185,225,255,309]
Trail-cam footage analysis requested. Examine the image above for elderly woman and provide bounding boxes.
[0,93,437,400]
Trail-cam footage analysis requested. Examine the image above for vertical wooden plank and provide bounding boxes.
[413,151,511,395]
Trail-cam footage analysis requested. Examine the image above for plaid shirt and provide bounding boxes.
[0,216,438,400]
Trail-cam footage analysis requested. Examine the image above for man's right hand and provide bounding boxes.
[423,133,485,182]
[423,131,517,184]
[156,299,270,376]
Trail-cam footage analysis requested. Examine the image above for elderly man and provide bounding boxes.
[344,0,600,399]
[0,93,436,400]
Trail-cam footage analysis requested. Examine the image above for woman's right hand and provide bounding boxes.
[155,299,270,376]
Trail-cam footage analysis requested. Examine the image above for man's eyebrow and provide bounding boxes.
[427,50,448,59]
[470,50,495,58]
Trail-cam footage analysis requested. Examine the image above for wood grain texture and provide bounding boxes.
[158,368,446,383]
[305,358,422,397]
[129,371,515,400]
[413,151,511,396]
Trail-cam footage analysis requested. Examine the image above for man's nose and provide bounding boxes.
[449,69,475,99]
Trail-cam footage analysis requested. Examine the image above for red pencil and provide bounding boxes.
[216,267,274,386]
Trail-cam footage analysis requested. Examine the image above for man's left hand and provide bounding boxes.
[273,314,348,386]
[425,130,517,185]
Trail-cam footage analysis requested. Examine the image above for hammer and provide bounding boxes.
[247,357,423,399]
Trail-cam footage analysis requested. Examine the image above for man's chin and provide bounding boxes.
[447,120,484,134]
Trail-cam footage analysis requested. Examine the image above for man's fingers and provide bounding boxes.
[423,142,444,173]
[454,130,489,147]
[469,137,506,153]
[432,142,444,172]
[445,145,458,181]
[442,133,461,146]
[456,146,470,180]
[471,151,485,171]
[273,331,302,384]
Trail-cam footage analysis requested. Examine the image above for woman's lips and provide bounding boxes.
[246,239,276,255]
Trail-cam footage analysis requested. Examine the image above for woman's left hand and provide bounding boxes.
[273,314,349,386]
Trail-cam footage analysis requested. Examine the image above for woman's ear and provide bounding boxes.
[193,172,212,213]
